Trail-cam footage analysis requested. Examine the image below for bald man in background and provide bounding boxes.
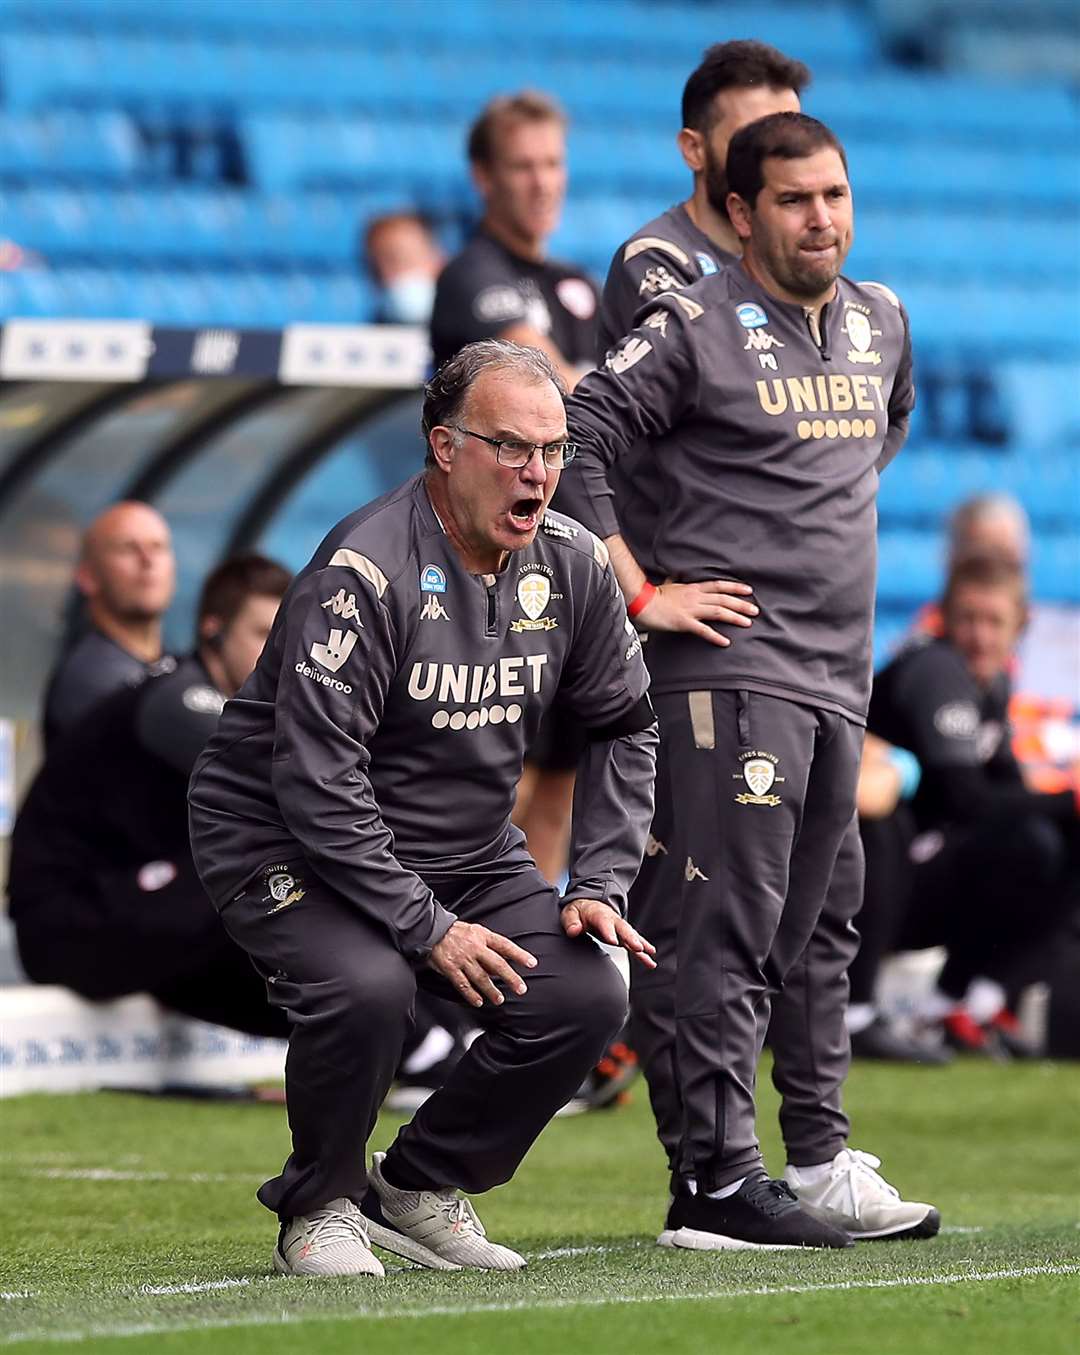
[43,501,176,745]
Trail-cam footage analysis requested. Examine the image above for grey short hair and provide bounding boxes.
[421,339,566,467]
[948,493,1030,563]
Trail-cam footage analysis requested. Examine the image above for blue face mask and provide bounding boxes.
[383,274,436,325]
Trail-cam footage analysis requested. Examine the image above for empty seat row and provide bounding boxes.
[877,529,1080,605]
[0,2,875,70]
[1,185,414,266]
[0,108,139,177]
[877,447,1080,523]
[3,264,373,327]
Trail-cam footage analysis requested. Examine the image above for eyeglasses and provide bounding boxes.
[452,425,578,469]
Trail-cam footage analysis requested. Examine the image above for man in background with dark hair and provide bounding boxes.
[9,554,291,1036]
[43,500,176,745]
[565,113,932,1249]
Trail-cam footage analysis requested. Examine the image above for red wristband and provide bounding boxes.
[627,581,657,619]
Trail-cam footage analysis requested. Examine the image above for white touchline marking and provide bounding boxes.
[23,1168,247,1183]
[1,1262,1076,1344]
[139,1280,251,1296]
[528,1245,614,1260]
[939,1226,984,1235]
[0,1294,33,1302]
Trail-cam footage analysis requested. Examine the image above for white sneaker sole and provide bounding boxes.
[363,1217,464,1270]
[668,1227,800,1252]
[272,1244,384,1278]
[656,1228,677,1247]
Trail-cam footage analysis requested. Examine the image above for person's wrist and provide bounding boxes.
[627,581,657,619]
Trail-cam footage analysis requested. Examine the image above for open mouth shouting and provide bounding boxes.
[508,495,545,534]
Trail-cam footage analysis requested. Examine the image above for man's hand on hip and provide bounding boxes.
[637,580,758,648]
[561,899,657,970]
[428,921,538,1009]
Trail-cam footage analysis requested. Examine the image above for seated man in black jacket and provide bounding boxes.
[862,552,1080,1054]
[9,555,292,1036]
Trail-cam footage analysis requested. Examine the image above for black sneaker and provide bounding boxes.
[667,1173,853,1250]
[850,1014,953,1065]
[657,1186,694,1247]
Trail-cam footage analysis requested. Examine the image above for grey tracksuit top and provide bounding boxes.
[188,474,656,960]
[562,260,915,722]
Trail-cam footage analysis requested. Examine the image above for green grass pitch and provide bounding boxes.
[1,1056,1077,1353]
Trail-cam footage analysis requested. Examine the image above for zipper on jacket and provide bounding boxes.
[483,574,498,637]
[805,303,831,361]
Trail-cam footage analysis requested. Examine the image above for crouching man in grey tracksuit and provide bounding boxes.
[188,339,658,1279]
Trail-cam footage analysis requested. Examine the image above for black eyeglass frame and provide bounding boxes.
[450,424,578,469]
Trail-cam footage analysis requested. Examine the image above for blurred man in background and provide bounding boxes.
[431,90,599,930]
[364,211,445,327]
[43,500,176,746]
[430,90,597,386]
[9,554,291,1037]
[864,552,1080,1055]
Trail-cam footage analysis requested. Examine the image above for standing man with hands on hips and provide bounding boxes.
[564,112,933,1250]
[558,43,941,1244]
[189,340,657,1280]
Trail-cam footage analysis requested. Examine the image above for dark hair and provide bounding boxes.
[467,89,567,166]
[943,551,1028,616]
[682,40,811,133]
[197,554,291,634]
[421,339,565,468]
[727,111,847,208]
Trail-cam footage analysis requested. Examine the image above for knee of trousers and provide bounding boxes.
[273,955,415,1038]
[574,954,630,1043]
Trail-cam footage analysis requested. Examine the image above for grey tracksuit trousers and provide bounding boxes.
[218,866,627,1219]
[630,688,863,1193]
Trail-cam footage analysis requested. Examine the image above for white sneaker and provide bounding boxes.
[274,1197,385,1277]
[361,1151,525,1270]
[784,1148,940,1241]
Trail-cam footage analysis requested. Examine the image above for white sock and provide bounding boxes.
[788,1159,833,1184]
[706,1175,747,1200]
[846,1003,877,1035]
[965,977,1006,1025]
[919,986,957,1023]
[401,1025,455,1075]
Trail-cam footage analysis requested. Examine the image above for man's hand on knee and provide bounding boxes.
[428,921,538,1009]
[561,900,657,970]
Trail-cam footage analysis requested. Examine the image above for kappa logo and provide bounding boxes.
[743,328,785,353]
[685,856,709,882]
[310,627,357,674]
[645,834,668,857]
[844,310,883,366]
[606,336,652,375]
[511,569,559,633]
[321,588,363,627]
[263,869,305,915]
[733,750,785,806]
[420,594,450,622]
[643,310,669,338]
[638,264,680,297]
